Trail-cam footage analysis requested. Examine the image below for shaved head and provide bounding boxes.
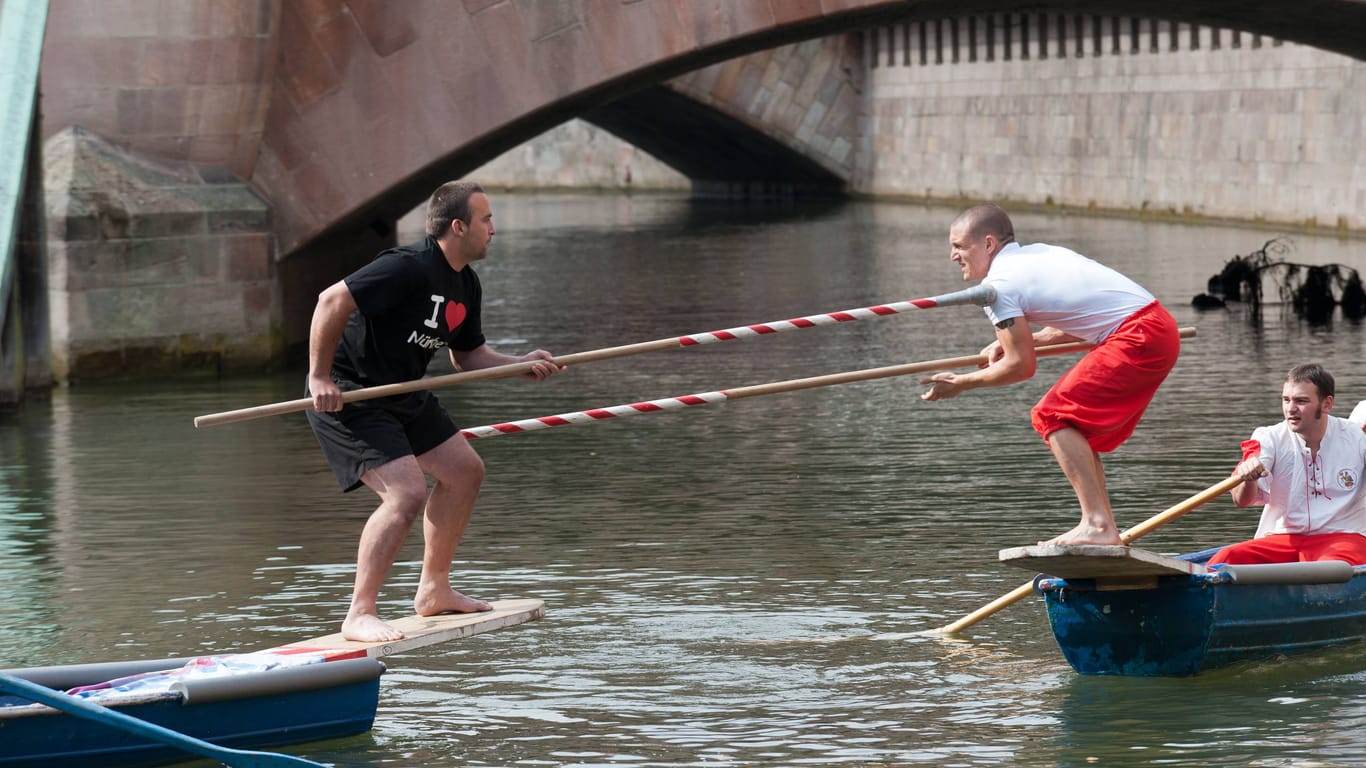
[952,204,1015,245]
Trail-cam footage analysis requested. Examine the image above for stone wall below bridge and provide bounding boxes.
[464,22,1366,237]
[854,16,1366,233]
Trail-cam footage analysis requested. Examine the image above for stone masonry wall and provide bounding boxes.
[854,16,1366,232]
[33,0,282,381]
[473,119,687,191]
[39,0,278,178]
[667,35,865,181]
[44,128,278,380]
[462,20,1365,234]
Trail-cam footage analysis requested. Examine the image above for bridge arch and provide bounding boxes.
[28,0,1366,378]
[258,0,1366,260]
[250,0,1366,346]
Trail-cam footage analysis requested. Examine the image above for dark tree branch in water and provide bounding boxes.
[1192,237,1365,324]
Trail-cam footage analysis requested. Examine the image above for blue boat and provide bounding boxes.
[0,598,545,767]
[0,654,383,768]
[1011,545,1366,677]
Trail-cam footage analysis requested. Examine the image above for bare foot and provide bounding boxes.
[341,612,404,642]
[1040,523,1123,547]
[414,585,491,616]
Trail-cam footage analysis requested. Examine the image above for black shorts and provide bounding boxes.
[306,390,460,492]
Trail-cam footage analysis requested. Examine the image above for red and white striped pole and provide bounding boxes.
[462,391,731,439]
[194,285,996,428]
[459,328,1196,440]
[457,351,990,440]
[659,284,994,348]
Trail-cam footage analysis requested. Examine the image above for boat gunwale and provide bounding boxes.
[1035,562,1366,593]
[0,656,384,720]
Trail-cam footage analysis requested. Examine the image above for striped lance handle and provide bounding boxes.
[668,284,994,347]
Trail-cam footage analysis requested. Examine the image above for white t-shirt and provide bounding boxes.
[1351,400,1366,425]
[982,242,1155,344]
[1242,416,1366,538]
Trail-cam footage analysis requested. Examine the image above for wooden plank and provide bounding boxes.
[998,545,1207,580]
[274,598,545,659]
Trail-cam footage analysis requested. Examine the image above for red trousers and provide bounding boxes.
[1209,532,1366,566]
[1031,301,1180,453]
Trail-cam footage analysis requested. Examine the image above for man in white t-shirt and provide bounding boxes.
[920,204,1181,546]
[1209,363,1366,565]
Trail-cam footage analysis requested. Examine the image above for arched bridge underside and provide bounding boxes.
[263,0,1366,263]
[25,0,1366,379]
[584,85,846,199]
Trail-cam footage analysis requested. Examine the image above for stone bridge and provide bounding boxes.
[48,0,1364,257]
[19,0,1366,386]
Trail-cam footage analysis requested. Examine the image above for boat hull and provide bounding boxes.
[1038,564,1366,676]
[0,656,383,768]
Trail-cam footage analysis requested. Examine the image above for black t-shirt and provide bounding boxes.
[332,237,485,387]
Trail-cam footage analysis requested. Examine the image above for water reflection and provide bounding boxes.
[1047,649,1366,767]
[3,194,1365,766]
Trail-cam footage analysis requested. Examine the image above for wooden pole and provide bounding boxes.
[459,330,1197,439]
[193,285,996,428]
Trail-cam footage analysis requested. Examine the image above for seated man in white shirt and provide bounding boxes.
[1209,363,1366,565]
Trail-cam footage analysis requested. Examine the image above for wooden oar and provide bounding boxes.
[193,284,996,428]
[930,472,1247,636]
[459,328,1196,439]
[0,672,327,767]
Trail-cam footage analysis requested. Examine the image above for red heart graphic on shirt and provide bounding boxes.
[445,302,467,332]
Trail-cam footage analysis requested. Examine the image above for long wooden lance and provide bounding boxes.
[193,284,996,428]
[459,328,1197,439]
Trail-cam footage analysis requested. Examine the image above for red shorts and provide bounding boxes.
[1031,301,1180,453]
[1209,533,1366,566]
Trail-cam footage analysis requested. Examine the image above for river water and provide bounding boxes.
[3,194,1366,767]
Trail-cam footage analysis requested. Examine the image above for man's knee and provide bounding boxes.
[451,453,486,487]
[362,460,429,511]
[427,445,485,489]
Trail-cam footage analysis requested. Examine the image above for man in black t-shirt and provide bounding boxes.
[306,181,562,643]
